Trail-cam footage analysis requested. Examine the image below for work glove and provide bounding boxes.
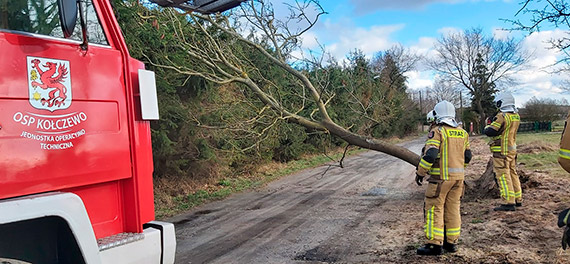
[558,208,570,228]
[558,208,570,250]
[563,226,570,250]
[415,174,424,186]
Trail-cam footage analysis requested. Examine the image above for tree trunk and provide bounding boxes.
[322,119,421,167]
[476,98,486,134]
[465,157,499,199]
[239,79,422,168]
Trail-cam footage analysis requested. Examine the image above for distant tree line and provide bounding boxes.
[519,97,569,122]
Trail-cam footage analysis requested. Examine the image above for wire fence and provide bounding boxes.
[518,121,554,133]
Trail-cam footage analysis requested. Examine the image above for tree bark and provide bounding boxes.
[476,98,486,134]
[465,157,499,199]
[322,120,420,167]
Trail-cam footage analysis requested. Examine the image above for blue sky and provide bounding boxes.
[320,0,522,44]
[275,0,570,107]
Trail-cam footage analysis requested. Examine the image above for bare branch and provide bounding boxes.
[428,27,529,130]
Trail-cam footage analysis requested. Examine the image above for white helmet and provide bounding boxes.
[433,100,458,127]
[426,110,435,123]
[434,100,455,119]
[495,92,516,112]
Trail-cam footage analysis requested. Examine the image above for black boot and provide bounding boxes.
[494,204,516,211]
[417,244,442,255]
[443,241,457,253]
[516,202,522,207]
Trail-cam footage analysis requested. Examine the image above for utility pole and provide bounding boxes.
[419,90,423,113]
[459,90,463,122]
[419,90,423,132]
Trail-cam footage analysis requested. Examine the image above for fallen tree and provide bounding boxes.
[143,0,421,167]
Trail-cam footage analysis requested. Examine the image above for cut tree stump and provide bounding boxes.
[465,157,499,199]
[465,156,537,199]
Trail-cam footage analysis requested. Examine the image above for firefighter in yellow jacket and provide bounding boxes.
[557,111,570,249]
[558,110,570,173]
[484,92,521,211]
[415,101,472,255]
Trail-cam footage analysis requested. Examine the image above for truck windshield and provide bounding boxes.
[0,0,108,45]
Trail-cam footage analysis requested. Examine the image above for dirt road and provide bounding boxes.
[170,139,426,263]
[170,137,570,263]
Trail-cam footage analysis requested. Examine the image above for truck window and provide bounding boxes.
[0,0,108,45]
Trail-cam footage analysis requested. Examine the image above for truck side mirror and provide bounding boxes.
[57,0,78,38]
[138,70,160,120]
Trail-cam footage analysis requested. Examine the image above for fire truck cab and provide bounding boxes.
[0,0,175,263]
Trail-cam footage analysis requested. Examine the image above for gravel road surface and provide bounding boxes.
[170,139,424,263]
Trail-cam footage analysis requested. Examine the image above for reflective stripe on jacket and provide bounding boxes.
[485,112,520,156]
[417,125,470,181]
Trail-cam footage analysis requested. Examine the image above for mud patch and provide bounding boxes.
[172,209,218,225]
[518,169,542,189]
[294,246,339,263]
[247,203,263,210]
[173,215,200,225]
[517,141,557,153]
[195,209,215,215]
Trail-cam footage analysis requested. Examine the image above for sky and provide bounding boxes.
[271,0,570,107]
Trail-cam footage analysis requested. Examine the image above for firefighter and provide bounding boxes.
[557,111,570,249]
[558,110,570,173]
[484,92,521,211]
[420,111,437,156]
[415,100,472,255]
[426,110,436,126]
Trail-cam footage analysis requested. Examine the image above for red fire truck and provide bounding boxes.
[0,0,242,263]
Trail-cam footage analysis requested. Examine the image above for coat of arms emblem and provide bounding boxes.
[27,56,72,112]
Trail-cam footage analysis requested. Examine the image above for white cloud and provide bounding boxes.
[404,28,570,107]
[289,50,304,60]
[503,29,570,106]
[437,27,461,36]
[405,71,435,90]
[520,30,567,67]
[513,89,570,108]
[409,36,438,70]
[312,19,404,59]
[300,31,319,49]
[411,37,437,54]
[492,27,512,40]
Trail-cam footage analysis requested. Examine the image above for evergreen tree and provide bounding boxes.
[471,53,497,132]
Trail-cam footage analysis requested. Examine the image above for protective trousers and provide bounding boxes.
[424,180,464,245]
[493,153,522,204]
